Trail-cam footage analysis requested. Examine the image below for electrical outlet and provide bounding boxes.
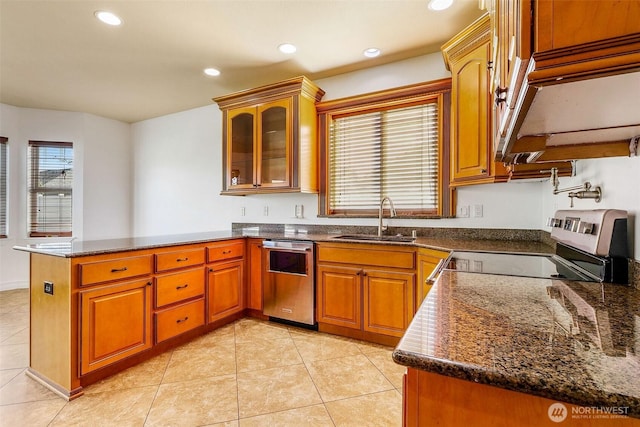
[457,205,470,218]
[295,204,304,218]
[263,205,269,216]
[44,281,54,295]
[472,204,483,218]
[240,207,245,216]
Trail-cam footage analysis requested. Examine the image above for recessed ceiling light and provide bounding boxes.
[204,68,221,77]
[427,0,454,11]
[94,11,122,26]
[363,48,381,58]
[278,43,297,54]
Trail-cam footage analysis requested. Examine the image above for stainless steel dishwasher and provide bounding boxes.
[262,240,315,325]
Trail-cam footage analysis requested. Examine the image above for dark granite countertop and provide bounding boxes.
[13,226,554,258]
[393,270,640,418]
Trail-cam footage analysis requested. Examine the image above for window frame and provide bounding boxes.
[0,137,7,238]
[27,140,74,238]
[316,79,452,218]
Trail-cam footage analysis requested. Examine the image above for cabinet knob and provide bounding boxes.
[209,268,214,273]
[481,169,487,174]
[146,281,152,286]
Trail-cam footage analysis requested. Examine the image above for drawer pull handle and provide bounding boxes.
[222,250,232,254]
[111,267,128,273]
[176,316,189,324]
[176,257,189,262]
[176,284,189,290]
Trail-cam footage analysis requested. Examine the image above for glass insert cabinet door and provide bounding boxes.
[258,98,291,189]
[228,107,256,189]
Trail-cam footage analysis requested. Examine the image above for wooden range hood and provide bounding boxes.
[497,68,640,164]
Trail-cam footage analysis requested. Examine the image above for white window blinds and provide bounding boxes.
[28,141,73,237]
[0,137,7,238]
[328,102,439,215]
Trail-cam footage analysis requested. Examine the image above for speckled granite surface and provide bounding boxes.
[393,270,640,417]
[13,227,554,258]
[12,230,243,257]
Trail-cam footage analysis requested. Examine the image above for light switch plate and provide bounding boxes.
[457,205,470,218]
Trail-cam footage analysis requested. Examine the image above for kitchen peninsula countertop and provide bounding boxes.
[393,270,640,418]
[13,229,554,257]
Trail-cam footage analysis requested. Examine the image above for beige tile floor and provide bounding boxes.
[0,289,406,426]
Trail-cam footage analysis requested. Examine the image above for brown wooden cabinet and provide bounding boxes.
[403,368,640,426]
[79,278,153,374]
[442,14,509,187]
[214,76,325,195]
[490,0,640,163]
[247,238,264,311]
[206,239,245,323]
[316,264,362,330]
[416,248,449,312]
[316,242,415,341]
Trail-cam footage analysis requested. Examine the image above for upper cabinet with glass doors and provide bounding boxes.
[214,77,325,195]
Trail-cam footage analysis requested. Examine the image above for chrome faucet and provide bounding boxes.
[378,196,397,237]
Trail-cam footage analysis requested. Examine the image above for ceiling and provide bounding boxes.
[0,0,483,123]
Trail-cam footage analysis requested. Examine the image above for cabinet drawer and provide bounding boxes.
[207,240,244,263]
[317,244,415,269]
[155,268,205,308]
[155,299,205,343]
[155,248,205,272]
[79,255,153,286]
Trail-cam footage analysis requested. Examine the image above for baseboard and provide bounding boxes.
[0,280,29,291]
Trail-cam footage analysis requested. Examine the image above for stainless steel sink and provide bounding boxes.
[331,234,415,242]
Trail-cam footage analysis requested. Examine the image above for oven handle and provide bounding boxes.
[426,259,446,285]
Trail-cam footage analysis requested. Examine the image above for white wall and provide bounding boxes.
[131,53,545,237]
[0,104,131,290]
[540,156,640,258]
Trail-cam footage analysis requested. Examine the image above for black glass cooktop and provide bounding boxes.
[445,251,599,282]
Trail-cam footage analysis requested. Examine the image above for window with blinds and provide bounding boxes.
[0,137,7,238]
[28,141,73,237]
[318,80,451,217]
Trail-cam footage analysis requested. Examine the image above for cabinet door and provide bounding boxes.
[207,260,244,323]
[363,269,415,337]
[257,98,291,189]
[227,107,256,190]
[316,264,361,330]
[247,239,264,311]
[450,41,491,182]
[80,279,152,374]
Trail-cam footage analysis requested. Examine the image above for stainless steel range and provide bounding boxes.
[446,209,629,284]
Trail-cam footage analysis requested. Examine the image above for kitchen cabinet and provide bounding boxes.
[207,240,245,323]
[491,0,640,163]
[442,14,509,187]
[416,248,449,312]
[25,239,246,399]
[79,278,152,374]
[214,76,325,195]
[247,238,264,311]
[403,368,640,427]
[316,242,415,343]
